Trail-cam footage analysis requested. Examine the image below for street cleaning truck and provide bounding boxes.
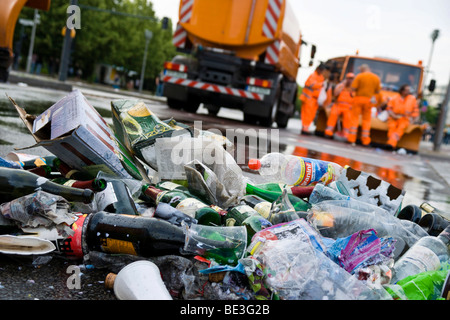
[162,0,308,128]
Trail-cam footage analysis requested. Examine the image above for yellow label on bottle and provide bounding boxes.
[254,202,271,219]
[100,238,137,255]
[226,218,236,227]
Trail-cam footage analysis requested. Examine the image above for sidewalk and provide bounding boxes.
[418,140,450,160]
[8,70,166,103]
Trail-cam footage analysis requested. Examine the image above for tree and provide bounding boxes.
[15,0,177,88]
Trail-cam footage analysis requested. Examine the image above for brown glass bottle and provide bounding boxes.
[83,211,186,257]
[0,167,94,203]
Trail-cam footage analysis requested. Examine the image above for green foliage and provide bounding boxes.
[422,106,440,126]
[15,0,177,86]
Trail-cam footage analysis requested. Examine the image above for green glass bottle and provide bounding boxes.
[240,194,272,220]
[27,165,53,178]
[245,183,311,212]
[0,167,94,203]
[224,204,272,243]
[16,155,58,170]
[142,185,223,226]
[52,177,107,192]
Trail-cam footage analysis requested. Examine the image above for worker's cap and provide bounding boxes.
[346,73,355,79]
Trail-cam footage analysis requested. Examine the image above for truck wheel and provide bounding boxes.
[183,100,200,113]
[276,111,290,128]
[259,87,280,127]
[167,98,183,109]
[0,67,9,83]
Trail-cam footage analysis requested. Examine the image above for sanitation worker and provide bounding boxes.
[324,72,355,139]
[347,64,381,146]
[385,84,419,150]
[299,64,327,135]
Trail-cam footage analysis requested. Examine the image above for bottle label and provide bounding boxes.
[100,238,137,256]
[226,218,237,227]
[289,157,332,187]
[254,202,271,219]
[401,245,441,273]
[159,181,181,191]
[176,198,208,218]
[63,180,76,187]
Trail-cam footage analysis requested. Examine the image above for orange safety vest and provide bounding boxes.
[334,85,353,107]
[387,94,418,118]
[300,71,325,101]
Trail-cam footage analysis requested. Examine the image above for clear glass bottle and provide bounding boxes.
[392,226,450,283]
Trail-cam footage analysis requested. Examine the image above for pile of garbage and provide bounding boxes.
[0,90,449,301]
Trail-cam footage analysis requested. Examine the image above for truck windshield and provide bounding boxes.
[345,57,422,95]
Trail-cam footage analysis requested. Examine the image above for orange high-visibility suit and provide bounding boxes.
[348,71,381,145]
[386,94,419,148]
[325,82,353,138]
[299,71,325,133]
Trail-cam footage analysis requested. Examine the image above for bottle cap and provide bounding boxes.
[248,159,261,170]
[105,273,117,290]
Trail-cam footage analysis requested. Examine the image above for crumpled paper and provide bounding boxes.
[0,190,78,237]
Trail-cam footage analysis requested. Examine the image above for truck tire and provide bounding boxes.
[276,110,290,128]
[167,98,183,109]
[259,86,281,127]
[183,100,200,113]
[0,67,9,83]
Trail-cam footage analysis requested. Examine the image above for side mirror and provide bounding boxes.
[310,45,316,59]
[428,79,436,93]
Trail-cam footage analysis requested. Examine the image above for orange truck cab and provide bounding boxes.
[316,55,425,153]
[0,0,51,82]
[162,0,309,128]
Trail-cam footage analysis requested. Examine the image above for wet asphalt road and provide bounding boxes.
[0,80,449,300]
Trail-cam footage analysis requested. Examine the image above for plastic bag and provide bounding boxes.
[385,263,450,300]
[184,140,246,208]
[307,200,428,248]
[251,237,392,300]
[327,229,396,274]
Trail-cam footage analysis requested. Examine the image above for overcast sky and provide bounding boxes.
[151,0,450,89]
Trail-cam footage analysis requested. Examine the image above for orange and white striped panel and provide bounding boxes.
[163,75,264,101]
[262,0,283,39]
[172,0,194,48]
[265,40,280,65]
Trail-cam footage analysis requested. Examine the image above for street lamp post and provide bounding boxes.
[25,10,40,74]
[423,29,440,94]
[433,75,450,151]
[139,29,153,92]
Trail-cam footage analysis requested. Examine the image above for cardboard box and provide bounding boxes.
[9,90,145,181]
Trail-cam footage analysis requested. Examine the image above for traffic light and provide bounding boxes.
[161,17,169,30]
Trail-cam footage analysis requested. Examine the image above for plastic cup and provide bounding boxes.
[109,261,172,300]
[184,224,247,265]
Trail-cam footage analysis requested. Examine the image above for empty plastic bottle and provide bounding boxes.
[391,226,450,283]
[248,153,343,187]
